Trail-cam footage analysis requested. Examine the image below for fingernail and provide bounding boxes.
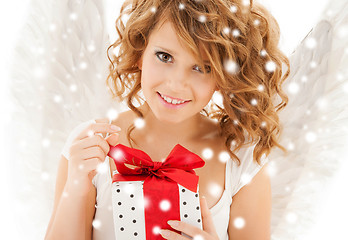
[159,229,169,237]
[110,125,121,131]
[167,220,178,227]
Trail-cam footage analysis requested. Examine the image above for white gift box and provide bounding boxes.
[111,179,203,239]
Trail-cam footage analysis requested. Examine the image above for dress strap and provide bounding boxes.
[224,157,233,199]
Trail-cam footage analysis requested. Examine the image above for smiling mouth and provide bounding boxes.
[157,92,191,104]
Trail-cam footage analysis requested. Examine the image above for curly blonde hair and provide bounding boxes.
[106,0,290,166]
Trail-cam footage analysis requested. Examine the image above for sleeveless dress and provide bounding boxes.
[61,119,269,240]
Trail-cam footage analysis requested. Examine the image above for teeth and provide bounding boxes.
[160,93,186,104]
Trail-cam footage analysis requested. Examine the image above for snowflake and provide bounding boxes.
[202,148,213,160]
[234,217,245,229]
[265,60,276,72]
[159,199,171,211]
[223,59,239,74]
[305,37,317,49]
[134,117,145,129]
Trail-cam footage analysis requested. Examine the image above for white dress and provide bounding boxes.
[61,118,269,240]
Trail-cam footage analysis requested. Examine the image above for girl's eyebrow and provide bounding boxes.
[154,46,210,64]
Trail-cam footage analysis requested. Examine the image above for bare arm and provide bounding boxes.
[44,155,96,240]
[228,163,272,240]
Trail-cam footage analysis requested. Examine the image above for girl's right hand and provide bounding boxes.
[65,122,121,197]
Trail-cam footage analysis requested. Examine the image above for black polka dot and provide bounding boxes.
[119,214,123,218]
[184,214,188,218]
[195,193,198,197]
[120,227,124,231]
[182,189,185,192]
[183,201,187,205]
[196,206,200,210]
[133,219,136,223]
[134,232,138,236]
[116,189,120,193]
[131,207,135,211]
[130,194,134,198]
[118,202,122,205]
[197,219,201,223]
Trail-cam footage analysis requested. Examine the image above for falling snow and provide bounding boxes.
[257,84,265,91]
[288,82,300,94]
[159,199,171,211]
[305,37,317,49]
[153,226,161,235]
[254,19,260,26]
[92,219,102,229]
[265,60,276,72]
[286,212,298,223]
[202,148,214,160]
[199,15,207,23]
[230,5,238,13]
[208,182,223,198]
[97,162,108,174]
[134,117,145,129]
[224,59,239,74]
[193,234,204,240]
[219,151,230,163]
[232,29,240,37]
[234,217,245,229]
[69,12,78,21]
[260,49,267,57]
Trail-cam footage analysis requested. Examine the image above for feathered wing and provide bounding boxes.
[269,1,348,239]
[8,0,126,238]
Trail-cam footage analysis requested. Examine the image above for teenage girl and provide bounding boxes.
[45,0,289,239]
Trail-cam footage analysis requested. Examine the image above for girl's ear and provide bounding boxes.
[137,56,143,70]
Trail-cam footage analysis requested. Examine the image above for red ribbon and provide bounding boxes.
[107,143,205,239]
[108,143,205,192]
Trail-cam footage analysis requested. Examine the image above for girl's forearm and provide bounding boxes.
[45,186,88,240]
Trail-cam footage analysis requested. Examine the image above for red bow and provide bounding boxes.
[107,143,205,192]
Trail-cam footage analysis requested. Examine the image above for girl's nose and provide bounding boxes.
[167,68,190,91]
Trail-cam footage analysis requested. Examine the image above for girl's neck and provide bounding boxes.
[137,103,205,144]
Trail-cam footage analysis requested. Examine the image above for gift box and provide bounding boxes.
[107,144,205,239]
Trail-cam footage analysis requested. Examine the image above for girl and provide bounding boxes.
[45,0,289,239]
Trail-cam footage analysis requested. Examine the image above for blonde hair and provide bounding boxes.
[106,0,290,166]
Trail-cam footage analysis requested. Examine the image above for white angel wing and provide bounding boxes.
[269,0,348,239]
[7,0,126,238]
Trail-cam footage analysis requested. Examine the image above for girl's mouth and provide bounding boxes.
[157,92,191,109]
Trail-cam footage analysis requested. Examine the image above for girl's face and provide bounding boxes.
[138,20,218,124]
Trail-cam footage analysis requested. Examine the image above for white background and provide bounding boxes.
[1,0,347,238]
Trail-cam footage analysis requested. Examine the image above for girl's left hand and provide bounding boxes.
[159,196,220,240]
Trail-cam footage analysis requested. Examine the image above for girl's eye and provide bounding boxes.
[155,51,211,74]
[155,51,173,63]
[194,65,211,74]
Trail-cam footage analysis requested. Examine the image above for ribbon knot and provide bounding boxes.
[108,143,205,192]
[151,161,162,171]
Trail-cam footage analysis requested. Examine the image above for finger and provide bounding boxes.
[167,221,203,239]
[78,158,100,172]
[200,196,218,235]
[73,134,110,156]
[106,133,120,147]
[74,122,121,141]
[78,146,107,163]
[159,229,190,240]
